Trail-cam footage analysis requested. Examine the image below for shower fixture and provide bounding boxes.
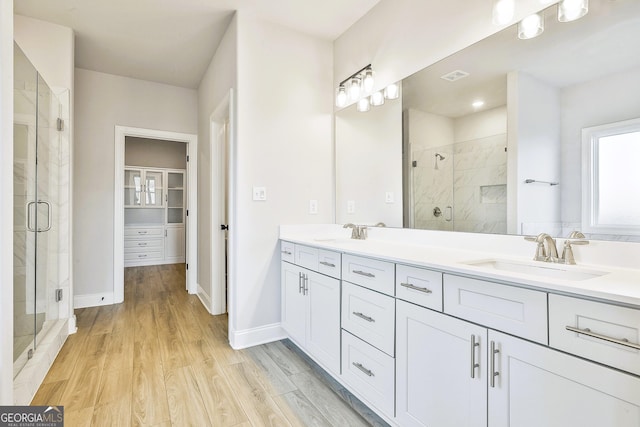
[434,153,445,170]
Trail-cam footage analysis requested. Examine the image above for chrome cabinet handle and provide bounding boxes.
[138,231,148,234]
[138,242,147,246]
[298,272,304,294]
[281,250,292,255]
[352,362,374,377]
[320,261,336,268]
[138,254,147,258]
[353,312,375,323]
[470,335,480,379]
[490,341,500,388]
[304,274,309,295]
[565,326,640,350]
[26,201,36,232]
[400,282,433,294]
[353,270,375,278]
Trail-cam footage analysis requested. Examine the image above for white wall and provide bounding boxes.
[454,106,507,143]
[407,109,454,151]
[74,69,197,302]
[508,72,561,235]
[334,0,554,101]
[336,98,403,226]
[232,13,333,343]
[197,15,237,308]
[560,66,640,227]
[0,0,14,406]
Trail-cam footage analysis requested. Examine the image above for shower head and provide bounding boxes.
[435,153,445,160]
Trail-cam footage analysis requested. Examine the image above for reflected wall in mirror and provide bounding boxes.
[335,0,640,242]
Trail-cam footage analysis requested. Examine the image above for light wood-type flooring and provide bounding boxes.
[32,264,387,426]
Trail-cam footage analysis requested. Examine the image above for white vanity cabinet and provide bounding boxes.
[281,243,341,375]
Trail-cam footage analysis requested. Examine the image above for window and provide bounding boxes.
[582,118,640,235]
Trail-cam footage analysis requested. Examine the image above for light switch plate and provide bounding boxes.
[253,186,267,201]
[309,199,318,214]
[347,200,356,214]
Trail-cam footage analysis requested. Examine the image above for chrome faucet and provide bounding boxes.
[343,223,368,240]
[525,231,589,264]
[561,231,589,265]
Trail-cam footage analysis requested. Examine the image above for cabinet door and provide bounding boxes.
[281,262,306,345]
[489,330,640,427]
[165,226,185,260]
[306,270,341,374]
[167,171,184,224]
[397,300,487,427]
[144,170,164,207]
[124,168,142,206]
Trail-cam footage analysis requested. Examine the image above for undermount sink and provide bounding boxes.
[464,259,609,281]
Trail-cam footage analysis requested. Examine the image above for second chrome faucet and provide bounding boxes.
[525,231,589,265]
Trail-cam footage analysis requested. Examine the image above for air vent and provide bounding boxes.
[440,70,470,82]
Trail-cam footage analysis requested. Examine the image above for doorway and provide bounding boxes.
[114,126,198,303]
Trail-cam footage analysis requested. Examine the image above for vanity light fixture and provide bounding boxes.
[356,97,371,112]
[518,13,545,39]
[336,64,374,107]
[363,68,375,94]
[558,0,588,22]
[336,84,347,108]
[371,90,385,106]
[492,0,515,25]
[348,75,362,101]
[384,82,400,100]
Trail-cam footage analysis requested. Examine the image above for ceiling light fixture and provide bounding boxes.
[492,0,515,25]
[335,64,374,108]
[518,13,545,39]
[558,0,588,22]
[472,100,485,109]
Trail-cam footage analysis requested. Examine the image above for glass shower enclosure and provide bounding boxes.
[13,43,67,377]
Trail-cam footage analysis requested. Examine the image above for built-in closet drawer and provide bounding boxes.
[318,249,341,279]
[342,254,395,296]
[124,226,163,238]
[549,294,640,376]
[295,244,318,270]
[341,330,395,420]
[342,282,395,356]
[396,264,443,311]
[125,250,163,263]
[280,241,295,263]
[124,238,164,250]
[443,274,548,344]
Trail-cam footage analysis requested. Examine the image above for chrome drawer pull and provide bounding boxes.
[470,335,480,379]
[320,261,336,268]
[138,231,148,234]
[490,341,500,388]
[352,362,374,377]
[353,312,375,323]
[400,282,433,294]
[281,250,292,255]
[565,326,640,350]
[138,242,147,246]
[353,270,375,278]
[138,254,147,258]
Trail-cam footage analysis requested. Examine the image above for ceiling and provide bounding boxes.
[14,0,382,89]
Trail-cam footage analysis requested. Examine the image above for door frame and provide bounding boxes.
[114,126,198,302]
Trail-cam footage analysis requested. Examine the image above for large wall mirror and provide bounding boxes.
[335,0,640,242]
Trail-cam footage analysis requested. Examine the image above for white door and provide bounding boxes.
[281,263,306,345]
[489,330,640,427]
[396,300,488,427]
[305,270,341,375]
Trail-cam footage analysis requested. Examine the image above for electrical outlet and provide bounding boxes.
[385,192,395,203]
[252,186,267,201]
[347,200,356,214]
[309,199,318,214]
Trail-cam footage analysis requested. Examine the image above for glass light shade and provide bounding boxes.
[348,76,361,101]
[362,69,375,93]
[492,0,515,25]
[371,91,385,106]
[558,0,588,22]
[356,97,371,112]
[335,85,347,108]
[384,83,400,100]
[518,13,544,39]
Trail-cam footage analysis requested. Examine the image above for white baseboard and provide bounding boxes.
[74,292,115,309]
[196,284,213,314]
[229,323,286,350]
[68,315,78,334]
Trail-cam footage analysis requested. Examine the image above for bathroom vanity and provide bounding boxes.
[280,225,640,426]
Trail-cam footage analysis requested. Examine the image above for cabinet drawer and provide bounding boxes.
[342,254,395,296]
[124,227,163,238]
[549,294,640,376]
[317,249,341,279]
[125,250,163,261]
[280,241,295,263]
[396,264,443,311]
[295,244,318,270]
[341,330,395,420]
[443,274,548,344]
[342,282,395,356]
[124,238,163,250]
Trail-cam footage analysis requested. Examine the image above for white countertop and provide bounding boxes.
[280,225,640,308]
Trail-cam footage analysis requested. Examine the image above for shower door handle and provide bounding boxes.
[37,200,52,232]
[26,201,37,231]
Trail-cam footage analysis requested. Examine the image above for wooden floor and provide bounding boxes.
[32,264,386,426]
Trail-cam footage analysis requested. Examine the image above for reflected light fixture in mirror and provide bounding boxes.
[357,97,371,112]
[384,82,400,100]
[518,13,545,39]
[558,0,589,22]
[492,0,515,25]
[371,90,385,106]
